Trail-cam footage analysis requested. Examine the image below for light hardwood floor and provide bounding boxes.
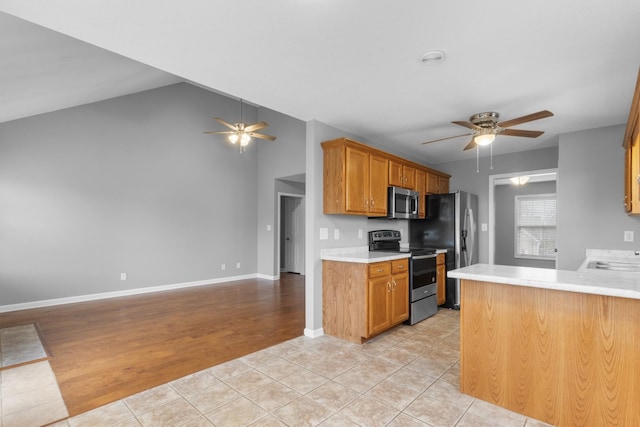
[0,274,305,416]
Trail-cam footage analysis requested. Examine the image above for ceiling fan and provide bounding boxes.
[204,99,276,152]
[422,110,554,151]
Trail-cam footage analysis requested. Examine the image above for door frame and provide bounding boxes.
[277,192,305,279]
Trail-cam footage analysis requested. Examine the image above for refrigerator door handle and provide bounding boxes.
[465,207,476,266]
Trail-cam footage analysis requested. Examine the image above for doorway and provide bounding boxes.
[489,168,558,267]
[278,193,305,276]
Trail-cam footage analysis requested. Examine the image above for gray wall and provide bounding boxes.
[0,83,304,307]
[435,146,559,263]
[255,107,306,278]
[557,124,640,269]
[494,181,556,268]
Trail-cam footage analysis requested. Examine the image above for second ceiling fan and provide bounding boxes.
[422,110,554,151]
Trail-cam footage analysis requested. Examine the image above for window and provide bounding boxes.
[515,194,557,259]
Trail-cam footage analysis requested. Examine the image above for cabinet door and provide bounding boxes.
[438,176,449,194]
[369,154,389,216]
[345,147,369,214]
[427,172,439,194]
[436,254,446,306]
[388,159,403,187]
[390,271,409,324]
[402,165,416,190]
[368,276,391,336]
[415,169,426,218]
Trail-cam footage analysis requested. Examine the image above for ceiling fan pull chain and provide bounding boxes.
[490,142,493,170]
[476,145,480,173]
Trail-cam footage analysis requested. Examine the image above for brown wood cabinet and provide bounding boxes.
[322,138,388,216]
[427,171,449,194]
[322,258,409,343]
[624,69,640,215]
[415,168,426,218]
[388,160,416,189]
[436,253,446,306]
[322,137,451,217]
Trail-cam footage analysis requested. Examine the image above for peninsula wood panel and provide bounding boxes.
[460,280,640,426]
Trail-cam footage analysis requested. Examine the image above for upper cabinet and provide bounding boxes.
[322,137,450,217]
[624,69,640,215]
[323,139,389,216]
[427,171,449,194]
[389,159,416,190]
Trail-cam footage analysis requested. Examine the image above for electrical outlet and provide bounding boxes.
[481,223,488,232]
[267,224,271,231]
[120,273,127,281]
[221,264,226,270]
[358,229,363,239]
[236,262,241,269]
[624,230,634,242]
[334,229,340,240]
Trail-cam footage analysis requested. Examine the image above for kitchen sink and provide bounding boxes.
[586,260,640,272]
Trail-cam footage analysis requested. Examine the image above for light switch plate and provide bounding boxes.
[319,227,328,240]
[481,223,488,232]
[624,230,634,242]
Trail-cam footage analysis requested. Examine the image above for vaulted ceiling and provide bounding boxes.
[1,1,639,164]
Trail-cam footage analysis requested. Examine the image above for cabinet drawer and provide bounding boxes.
[369,262,390,278]
[391,259,409,274]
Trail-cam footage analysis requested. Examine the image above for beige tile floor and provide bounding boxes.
[0,324,48,368]
[1,361,69,427]
[16,309,554,426]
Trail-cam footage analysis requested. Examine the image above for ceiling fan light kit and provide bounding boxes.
[422,109,554,151]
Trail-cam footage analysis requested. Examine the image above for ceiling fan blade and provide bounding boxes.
[244,121,269,132]
[422,132,473,145]
[463,138,477,151]
[497,110,553,128]
[500,129,545,138]
[214,117,238,130]
[452,121,481,130]
[251,132,277,141]
[204,131,235,135]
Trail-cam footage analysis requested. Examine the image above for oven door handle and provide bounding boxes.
[412,254,438,260]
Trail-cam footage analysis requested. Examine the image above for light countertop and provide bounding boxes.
[448,263,640,300]
[320,247,410,263]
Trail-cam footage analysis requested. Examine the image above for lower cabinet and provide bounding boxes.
[436,253,446,306]
[323,258,409,343]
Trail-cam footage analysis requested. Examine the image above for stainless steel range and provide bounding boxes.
[369,230,438,325]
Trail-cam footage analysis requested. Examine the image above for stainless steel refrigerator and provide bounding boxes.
[408,191,478,309]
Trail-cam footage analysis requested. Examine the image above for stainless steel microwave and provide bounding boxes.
[387,186,420,219]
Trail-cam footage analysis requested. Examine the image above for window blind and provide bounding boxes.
[515,194,557,259]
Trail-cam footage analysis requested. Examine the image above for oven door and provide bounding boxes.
[410,254,437,302]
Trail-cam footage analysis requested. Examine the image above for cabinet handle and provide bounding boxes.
[371,199,375,206]
[387,282,391,293]
[392,280,397,290]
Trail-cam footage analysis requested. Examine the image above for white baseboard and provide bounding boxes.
[0,273,272,313]
[304,327,324,338]
[256,273,279,280]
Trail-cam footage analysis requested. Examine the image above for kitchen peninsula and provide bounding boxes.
[448,264,640,426]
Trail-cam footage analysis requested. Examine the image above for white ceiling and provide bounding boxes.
[0,1,639,164]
